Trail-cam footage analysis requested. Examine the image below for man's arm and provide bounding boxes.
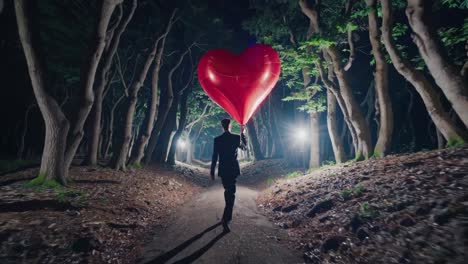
[210,139,218,179]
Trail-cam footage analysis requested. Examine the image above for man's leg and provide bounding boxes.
[221,176,237,222]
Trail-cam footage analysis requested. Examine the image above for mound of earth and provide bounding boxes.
[0,164,202,264]
[258,147,468,264]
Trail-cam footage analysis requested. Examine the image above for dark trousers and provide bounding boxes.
[221,176,237,222]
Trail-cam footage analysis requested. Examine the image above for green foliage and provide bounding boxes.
[446,136,466,147]
[302,37,336,48]
[358,202,379,219]
[132,162,142,169]
[392,23,409,39]
[26,173,62,189]
[286,170,304,179]
[440,0,468,8]
[341,184,365,200]
[336,22,358,33]
[25,173,86,205]
[321,160,336,167]
[438,19,468,66]
[354,151,363,161]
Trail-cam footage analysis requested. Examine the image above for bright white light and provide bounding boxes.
[296,129,307,142]
[177,139,187,149]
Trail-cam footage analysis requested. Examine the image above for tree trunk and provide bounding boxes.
[84,0,137,166]
[327,47,373,159]
[64,0,121,171]
[104,93,125,158]
[110,33,166,170]
[299,0,368,159]
[317,55,358,157]
[167,89,190,165]
[405,0,468,129]
[153,95,179,164]
[309,112,320,168]
[436,128,445,149]
[326,90,345,163]
[380,0,467,145]
[144,47,190,163]
[246,120,264,161]
[15,0,119,184]
[130,10,176,165]
[366,0,393,157]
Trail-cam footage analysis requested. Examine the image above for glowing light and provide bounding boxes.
[177,139,187,149]
[295,128,307,143]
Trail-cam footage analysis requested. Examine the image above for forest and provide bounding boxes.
[0,0,467,263]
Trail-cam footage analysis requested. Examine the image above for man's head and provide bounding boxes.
[221,118,231,131]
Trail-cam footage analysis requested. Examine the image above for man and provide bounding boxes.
[210,118,247,232]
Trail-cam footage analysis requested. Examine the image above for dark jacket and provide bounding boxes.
[211,131,247,177]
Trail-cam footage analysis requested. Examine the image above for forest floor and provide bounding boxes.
[0,163,208,263]
[2,146,467,264]
[258,146,468,264]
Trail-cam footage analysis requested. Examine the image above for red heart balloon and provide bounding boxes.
[197,44,281,125]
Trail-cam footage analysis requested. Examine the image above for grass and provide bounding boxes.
[286,170,304,179]
[358,202,379,219]
[0,159,36,174]
[132,162,142,169]
[25,174,86,205]
[340,184,365,200]
[447,136,466,148]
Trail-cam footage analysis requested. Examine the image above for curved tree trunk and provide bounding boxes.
[380,0,467,145]
[405,0,468,129]
[299,0,369,159]
[366,0,393,157]
[246,120,264,161]
[167,89,190,165]
[15,0,119,184]
[326,90,345,163]
[153,95,179,164]
[84,0,137,166]
[64,0,121,172]
[129,10,176,165]
[110,33,166,170]
[144,47,190,164]
[317,55,358,157]
[327,47,373,159]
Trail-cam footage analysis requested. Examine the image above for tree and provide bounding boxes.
[380,0,467,146]
[405,0,468,129]
[167,88,190,165]
[84,0,137,166]
[365,0,394,157]
[109,13,174,170]
[15,0,121,184]
[129,9,177,166]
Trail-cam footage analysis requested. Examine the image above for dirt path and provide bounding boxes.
[138,164,303,264]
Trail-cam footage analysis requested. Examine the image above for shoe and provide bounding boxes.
[222,219,231,233]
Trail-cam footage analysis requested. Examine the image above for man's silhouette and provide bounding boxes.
[210,118,247,232]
